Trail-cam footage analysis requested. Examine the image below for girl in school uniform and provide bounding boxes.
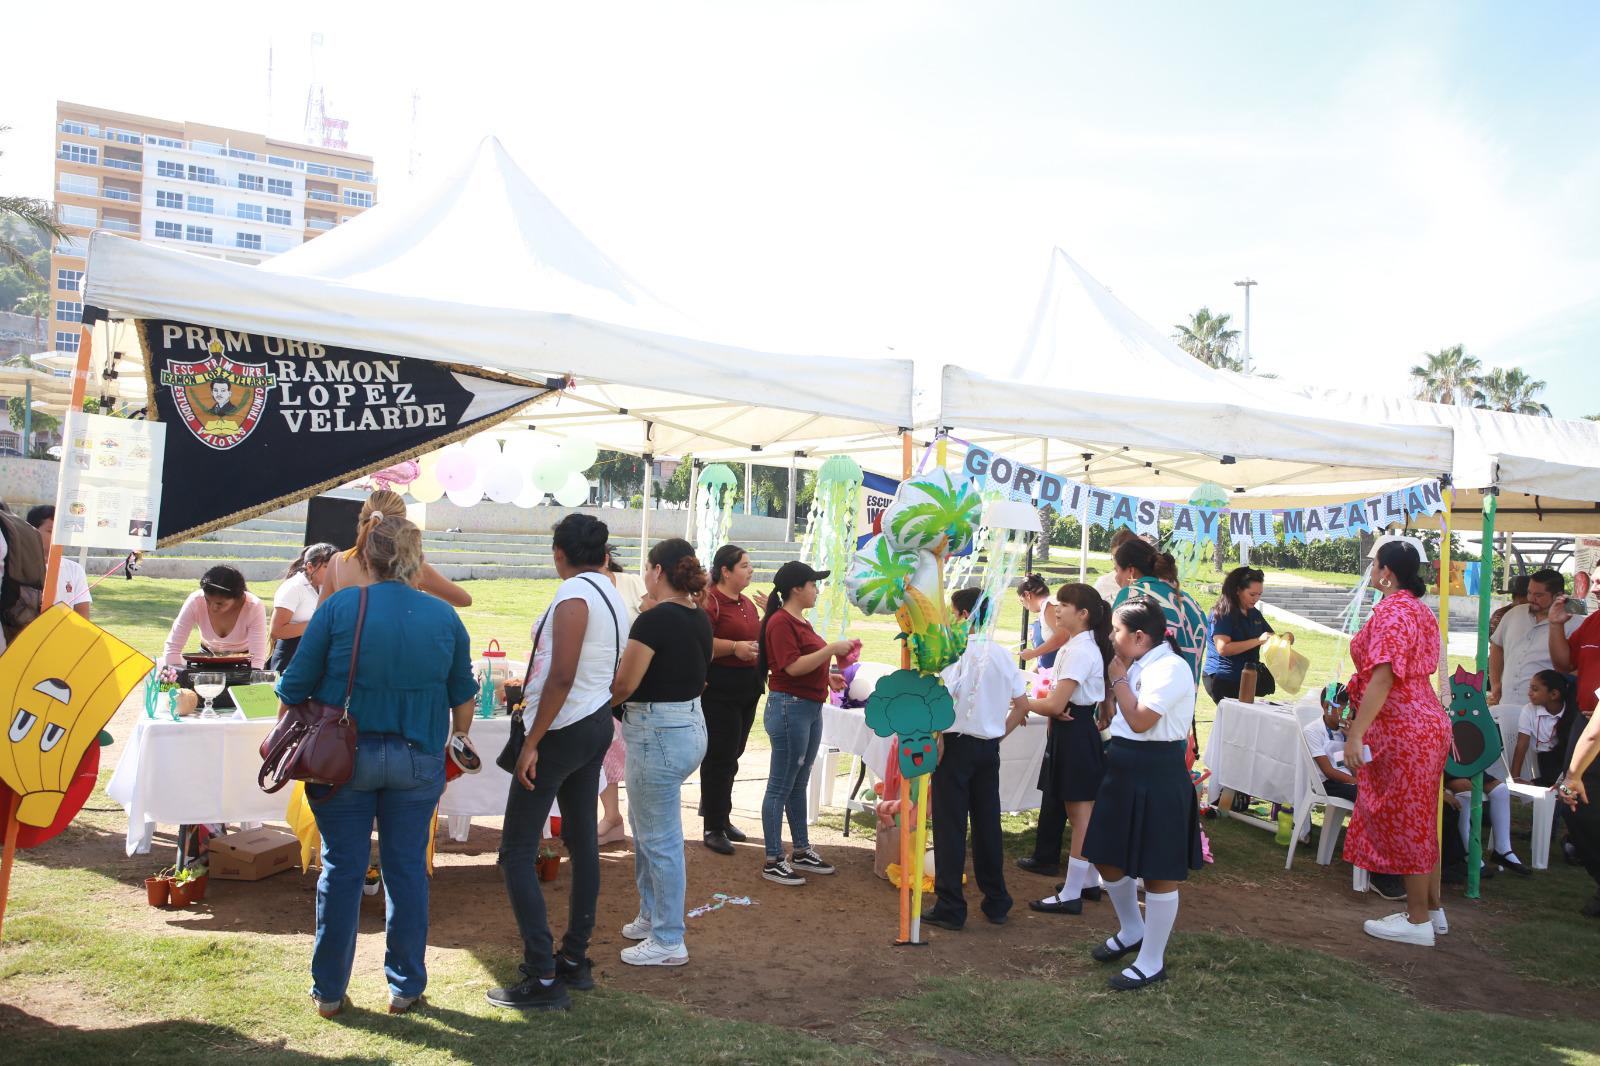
[1511,670,1581,788]
[1081,597,1204,991]
[1025,583,1113,916]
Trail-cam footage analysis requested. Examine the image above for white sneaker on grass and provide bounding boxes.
[620,937,688,967]
[622,915,652,941]
[1363,911,1435,947]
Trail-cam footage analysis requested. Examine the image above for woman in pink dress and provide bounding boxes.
[1343,540,1452,947]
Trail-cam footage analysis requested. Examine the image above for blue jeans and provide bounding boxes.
[622,699,708,947]
[309,733,445,1002]
[761,692,823,859]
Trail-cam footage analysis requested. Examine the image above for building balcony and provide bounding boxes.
[100,187,139,203]
[306,189,338,202]
[305,218,336,230]
[101,157,143,172]
[99,218,139,233]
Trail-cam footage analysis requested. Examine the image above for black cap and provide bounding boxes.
[774,561,829,594]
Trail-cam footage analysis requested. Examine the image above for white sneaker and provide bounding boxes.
[620,937,688,967]
[621,915,652,941]
[1430,908,1449,936]
[1363,911,1435,947]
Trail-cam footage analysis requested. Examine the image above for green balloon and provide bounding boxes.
[532,454,569,493]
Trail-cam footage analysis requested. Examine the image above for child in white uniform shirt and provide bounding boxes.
[923,588,1030,931]
[1081,598,1204,991]
[1023,583,1112,916]
[1511,670,1581,787]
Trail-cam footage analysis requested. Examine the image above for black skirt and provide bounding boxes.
[1037,705,1106,803]
[1081,737,1204,881]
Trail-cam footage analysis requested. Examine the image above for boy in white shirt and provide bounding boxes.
[27,505,91,619]
[1305,682,1356,801]
[923,587,1029,931]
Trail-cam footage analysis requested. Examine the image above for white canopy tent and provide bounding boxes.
[83,137,915,466]
[934,248,1456,494]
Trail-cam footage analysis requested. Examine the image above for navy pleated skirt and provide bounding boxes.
[1081,737,1204,881]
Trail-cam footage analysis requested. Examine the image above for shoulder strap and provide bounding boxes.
[575,573,623,680]
[341,585,369,708]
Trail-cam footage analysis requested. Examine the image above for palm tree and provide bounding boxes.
[13,290,48,347]
[1408,344,1483,405]
[1,127,65,281]
[1172,308,1242,371]
[1475,367,1551,416]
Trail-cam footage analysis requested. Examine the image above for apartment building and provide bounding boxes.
[50,101,377,354]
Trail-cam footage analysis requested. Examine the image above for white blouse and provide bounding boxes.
[1051,630,1106,705]
[1108,642,1196,743]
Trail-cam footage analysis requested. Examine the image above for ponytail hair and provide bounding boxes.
[351,489,407,562]
[1115,596,1179,656]
[285,541,337,580]
[1018,573,1050,599]
[1151,551,1179,586]
[648,537,708,595]
[1376,540,1427,597]
[1056,582,1113,683]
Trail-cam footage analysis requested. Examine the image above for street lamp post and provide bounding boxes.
[1233,277,1257,376]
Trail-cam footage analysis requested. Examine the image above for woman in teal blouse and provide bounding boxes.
[277,516,478,1019]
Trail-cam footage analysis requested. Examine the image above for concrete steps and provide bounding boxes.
[1264,582,1497,631]
[82,516,806,583]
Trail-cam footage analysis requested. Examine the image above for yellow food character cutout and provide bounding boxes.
[0,606,151,827]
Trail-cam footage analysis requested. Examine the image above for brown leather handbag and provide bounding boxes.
[258,586,368,796]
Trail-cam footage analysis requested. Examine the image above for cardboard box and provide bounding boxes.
[208,826,301,881]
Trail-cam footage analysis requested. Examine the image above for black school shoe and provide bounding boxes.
[1030,894,1083,915]
[554,953,594,991]
[486,977,572,1011]
[1015,857,1061,878]
[1091,934,1142,963]
[723,823,748,844]
[921,911,964,931]
[702,830,735,855]
[1492,851,1531,876]
[1109,964,1167,992]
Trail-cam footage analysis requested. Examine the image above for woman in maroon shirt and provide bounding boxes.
[698,545,765,855]
[758,561,857,885]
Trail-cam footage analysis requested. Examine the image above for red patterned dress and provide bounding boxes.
[1342,590,1451,875]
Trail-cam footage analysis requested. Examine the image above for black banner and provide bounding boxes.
[140,319,553,545]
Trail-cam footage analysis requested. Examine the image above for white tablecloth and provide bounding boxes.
[1203,698,1314,807]
[107,714,553,855]
[818,704,1050,813]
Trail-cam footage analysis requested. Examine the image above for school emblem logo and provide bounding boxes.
[158,340,275,450]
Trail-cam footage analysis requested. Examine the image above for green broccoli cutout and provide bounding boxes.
[863,669,955,778]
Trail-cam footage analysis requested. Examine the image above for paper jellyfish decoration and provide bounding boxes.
[1171,481,1229,590]
[694,464,740,565]
[966,498,1041,646]
[800,455,865,640]
[863,669,955,778]
[1445,666,1502,778]
[881,468,982,556]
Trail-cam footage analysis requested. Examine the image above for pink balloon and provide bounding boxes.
[435,451,479,493]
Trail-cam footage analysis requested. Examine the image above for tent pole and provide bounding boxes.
[639,421,655,570]
[1077,488,1089,583]
[785,452,798,543]
[685,458,699,542]
[1437,484,1453,700]
[745,462,753,517]
[896,429,913,946]
[43,324,95,610]
[1476,490,1498,674]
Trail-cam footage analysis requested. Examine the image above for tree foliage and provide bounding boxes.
[1474,367,1551,416]
[1409,344,1483,405]
[1173,307,1242,371]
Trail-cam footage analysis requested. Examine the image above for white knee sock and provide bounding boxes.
[1086,863,1102,890]
[1058,857,1093,902]
[1454,792,1473,850]
[1102,875,1144,950]
[1127,890,1178,979]
[1488,782,1516,859]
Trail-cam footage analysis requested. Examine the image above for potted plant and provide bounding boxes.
[170,863,209,906]
[145,866,175,907]
[536,843,561,882]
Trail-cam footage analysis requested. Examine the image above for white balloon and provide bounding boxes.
[557,435,598,472]
[532,453,569,493]
[846,662,895,704]
[555,470,591,508]
[464,433,502,462]
[408,466,445,504]
[502,431,545,461]
[512,476,544,508]
[483,455,525,503]
[445,485,482,508]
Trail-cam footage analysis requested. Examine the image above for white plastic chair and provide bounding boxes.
[1489,709,1557,871]
[1286,704,1359,872]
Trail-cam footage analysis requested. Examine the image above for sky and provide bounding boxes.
[5,1,1597,416]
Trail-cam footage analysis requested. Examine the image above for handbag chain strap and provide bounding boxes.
[341,586,368,719]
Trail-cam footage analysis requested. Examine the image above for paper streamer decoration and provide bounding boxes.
[801,455,865,640]
[694,464,739,566]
